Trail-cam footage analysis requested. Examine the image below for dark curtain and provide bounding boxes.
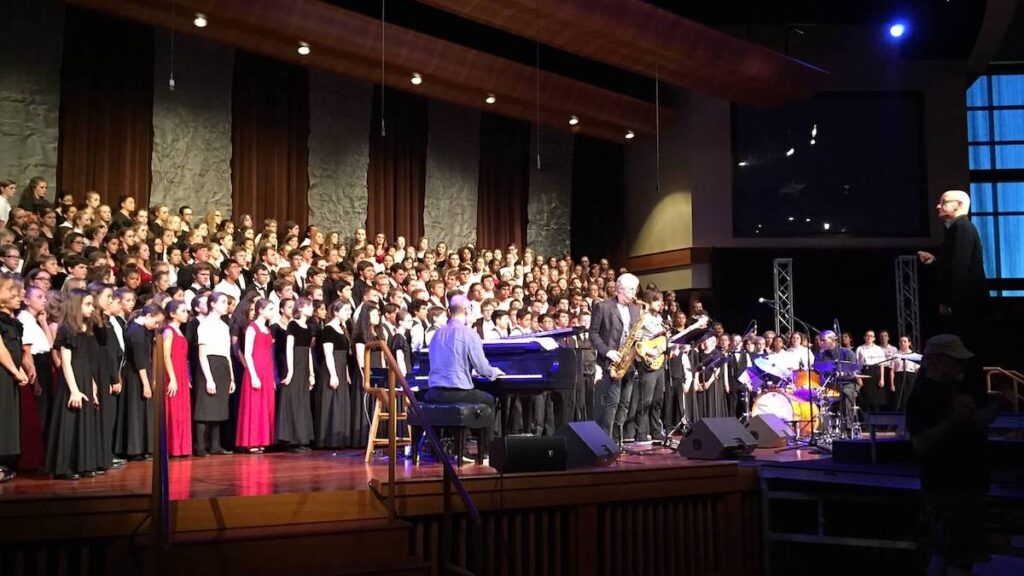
[570,135,626,264]
[231,51,310,228]
[57,8,153,208]
[367,86,427,242]
[477,113,529,249]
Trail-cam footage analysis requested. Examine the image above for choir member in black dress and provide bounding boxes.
[117,304,165,460]
[194,292,235,456]
[313,300,353,448]
[271,298,295,384]
[277,297,315,451]
[45,289,102,480]
[687,333,730,421]
[0,276,29,482]
[88,282,118,469]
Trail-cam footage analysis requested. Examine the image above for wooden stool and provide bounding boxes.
[364,369,412,462]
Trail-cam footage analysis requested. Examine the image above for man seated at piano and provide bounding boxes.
[425,294,504,460]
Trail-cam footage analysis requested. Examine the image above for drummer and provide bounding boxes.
[815,330,860,435]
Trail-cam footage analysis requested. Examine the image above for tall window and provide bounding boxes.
[967,74,1024,296]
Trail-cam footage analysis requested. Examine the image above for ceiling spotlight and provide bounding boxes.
[485,93,496,104]
[805,218,812,223]
[823,222,831,231]
[193,13,208,28]
[785,148,795,157]
[625,130,635,140]
[787,216,795,222]
[410,72,423,85]
[297,42,311,56]
[568,115,580,126]
[737,161,749,167]
[810,139,816,145]
[888,22,907,38]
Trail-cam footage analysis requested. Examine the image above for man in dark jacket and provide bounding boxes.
[918,190,986,351]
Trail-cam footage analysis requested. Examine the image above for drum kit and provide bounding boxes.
[745,355,860,447]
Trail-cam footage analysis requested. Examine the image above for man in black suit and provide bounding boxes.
[589,273,641,438]
[918,190,987,351]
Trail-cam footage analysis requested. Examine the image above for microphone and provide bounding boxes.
[758,297,779,305]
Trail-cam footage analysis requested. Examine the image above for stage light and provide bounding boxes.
[811,124,818,138]
[787,216,795,222]
[737,161,749,167]
[625,130,635,140]
[485,93,496,104]
[810,139,816,145]
[568,115,580,126]
[785,148,795,157]
[823,222,831,231]
[193,13,208,28]
[889,22,907,38]
[805,218,812,223]
[410,72,423,85]
[297,42,311,56]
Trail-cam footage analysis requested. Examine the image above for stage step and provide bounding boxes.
[124,518,428,576]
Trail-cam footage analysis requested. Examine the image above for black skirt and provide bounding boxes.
[113,363,153,458]
[276,346,314,445]
[0,370,20,456]
[193,355,232,422]
[44,380,101,476]
[313,350,352,448]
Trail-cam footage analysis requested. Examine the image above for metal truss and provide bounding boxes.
[773,258,795,336]
[895,255,921,348]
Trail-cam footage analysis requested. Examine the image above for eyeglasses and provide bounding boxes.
[938,199,960,205]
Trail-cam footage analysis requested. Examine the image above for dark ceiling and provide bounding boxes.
[338,0,989,104]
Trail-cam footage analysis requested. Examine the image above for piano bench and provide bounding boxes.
[409,403,495,467]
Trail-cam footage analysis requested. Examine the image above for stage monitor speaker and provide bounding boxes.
[556,421,619,468]
[678,418,756,460]
[745,414,794,448]
[489,436,567,473]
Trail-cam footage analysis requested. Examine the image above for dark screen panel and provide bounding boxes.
[732,92,928,238]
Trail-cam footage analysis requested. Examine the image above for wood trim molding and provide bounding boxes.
[626,247,712,274]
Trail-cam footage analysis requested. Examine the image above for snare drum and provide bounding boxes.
[751,390,819,435]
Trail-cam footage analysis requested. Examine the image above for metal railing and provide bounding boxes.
[363,341,482,576]
[985,366,1024,412]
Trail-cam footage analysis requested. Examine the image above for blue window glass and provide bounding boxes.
[995,182,1024,212]
[967,76,989,107]
[968,111,990,142]
[1003,290,1024,296]
[995,144,1024,168]
[973,215,998,278]
[970,182,994,212]
[994,109,1024,141]
[992,75,1024,106]
[998,215,1024,278]
[970,145,992,169]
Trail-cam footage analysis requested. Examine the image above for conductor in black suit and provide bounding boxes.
[918,190,987,351]
[589,273,641,438]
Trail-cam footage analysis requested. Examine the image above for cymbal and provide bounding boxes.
[753,357,791,380]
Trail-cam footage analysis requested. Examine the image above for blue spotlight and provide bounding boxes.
[888,22,907,38]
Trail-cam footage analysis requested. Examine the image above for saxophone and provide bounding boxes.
[608,301,648,380]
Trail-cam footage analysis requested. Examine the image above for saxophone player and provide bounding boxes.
[589,273,642,438]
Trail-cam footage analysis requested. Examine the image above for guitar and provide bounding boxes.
[637,316,710,370]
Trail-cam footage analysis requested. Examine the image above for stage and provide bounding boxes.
[0,443,813,575]
[4,441,1020,575]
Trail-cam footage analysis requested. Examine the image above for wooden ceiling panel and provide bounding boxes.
[416,0,829,105]
[68,0,671,142]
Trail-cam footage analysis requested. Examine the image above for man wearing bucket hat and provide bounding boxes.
[906,334,995,576]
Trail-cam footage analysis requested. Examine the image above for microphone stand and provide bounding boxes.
[759,300,825,451]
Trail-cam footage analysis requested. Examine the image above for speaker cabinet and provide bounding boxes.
[556,421,620,468]
[489,436,567,473]
[745,414,794,448]
[678,418,756,460]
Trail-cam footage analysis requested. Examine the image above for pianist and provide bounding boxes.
[425,294,504,459]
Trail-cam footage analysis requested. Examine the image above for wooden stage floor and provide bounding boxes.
[0,443,826,503]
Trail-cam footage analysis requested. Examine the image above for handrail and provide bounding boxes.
[363,341,482,574]
[985,366,1024,412]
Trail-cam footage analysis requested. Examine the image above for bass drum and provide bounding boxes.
[751,391,819,435]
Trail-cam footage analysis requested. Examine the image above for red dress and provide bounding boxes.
[164,326,193,456]
[236,322,275,448]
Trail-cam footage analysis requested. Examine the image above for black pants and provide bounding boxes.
[628,367,664,440]
[423,387,496,456]
[595,367,635,438]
